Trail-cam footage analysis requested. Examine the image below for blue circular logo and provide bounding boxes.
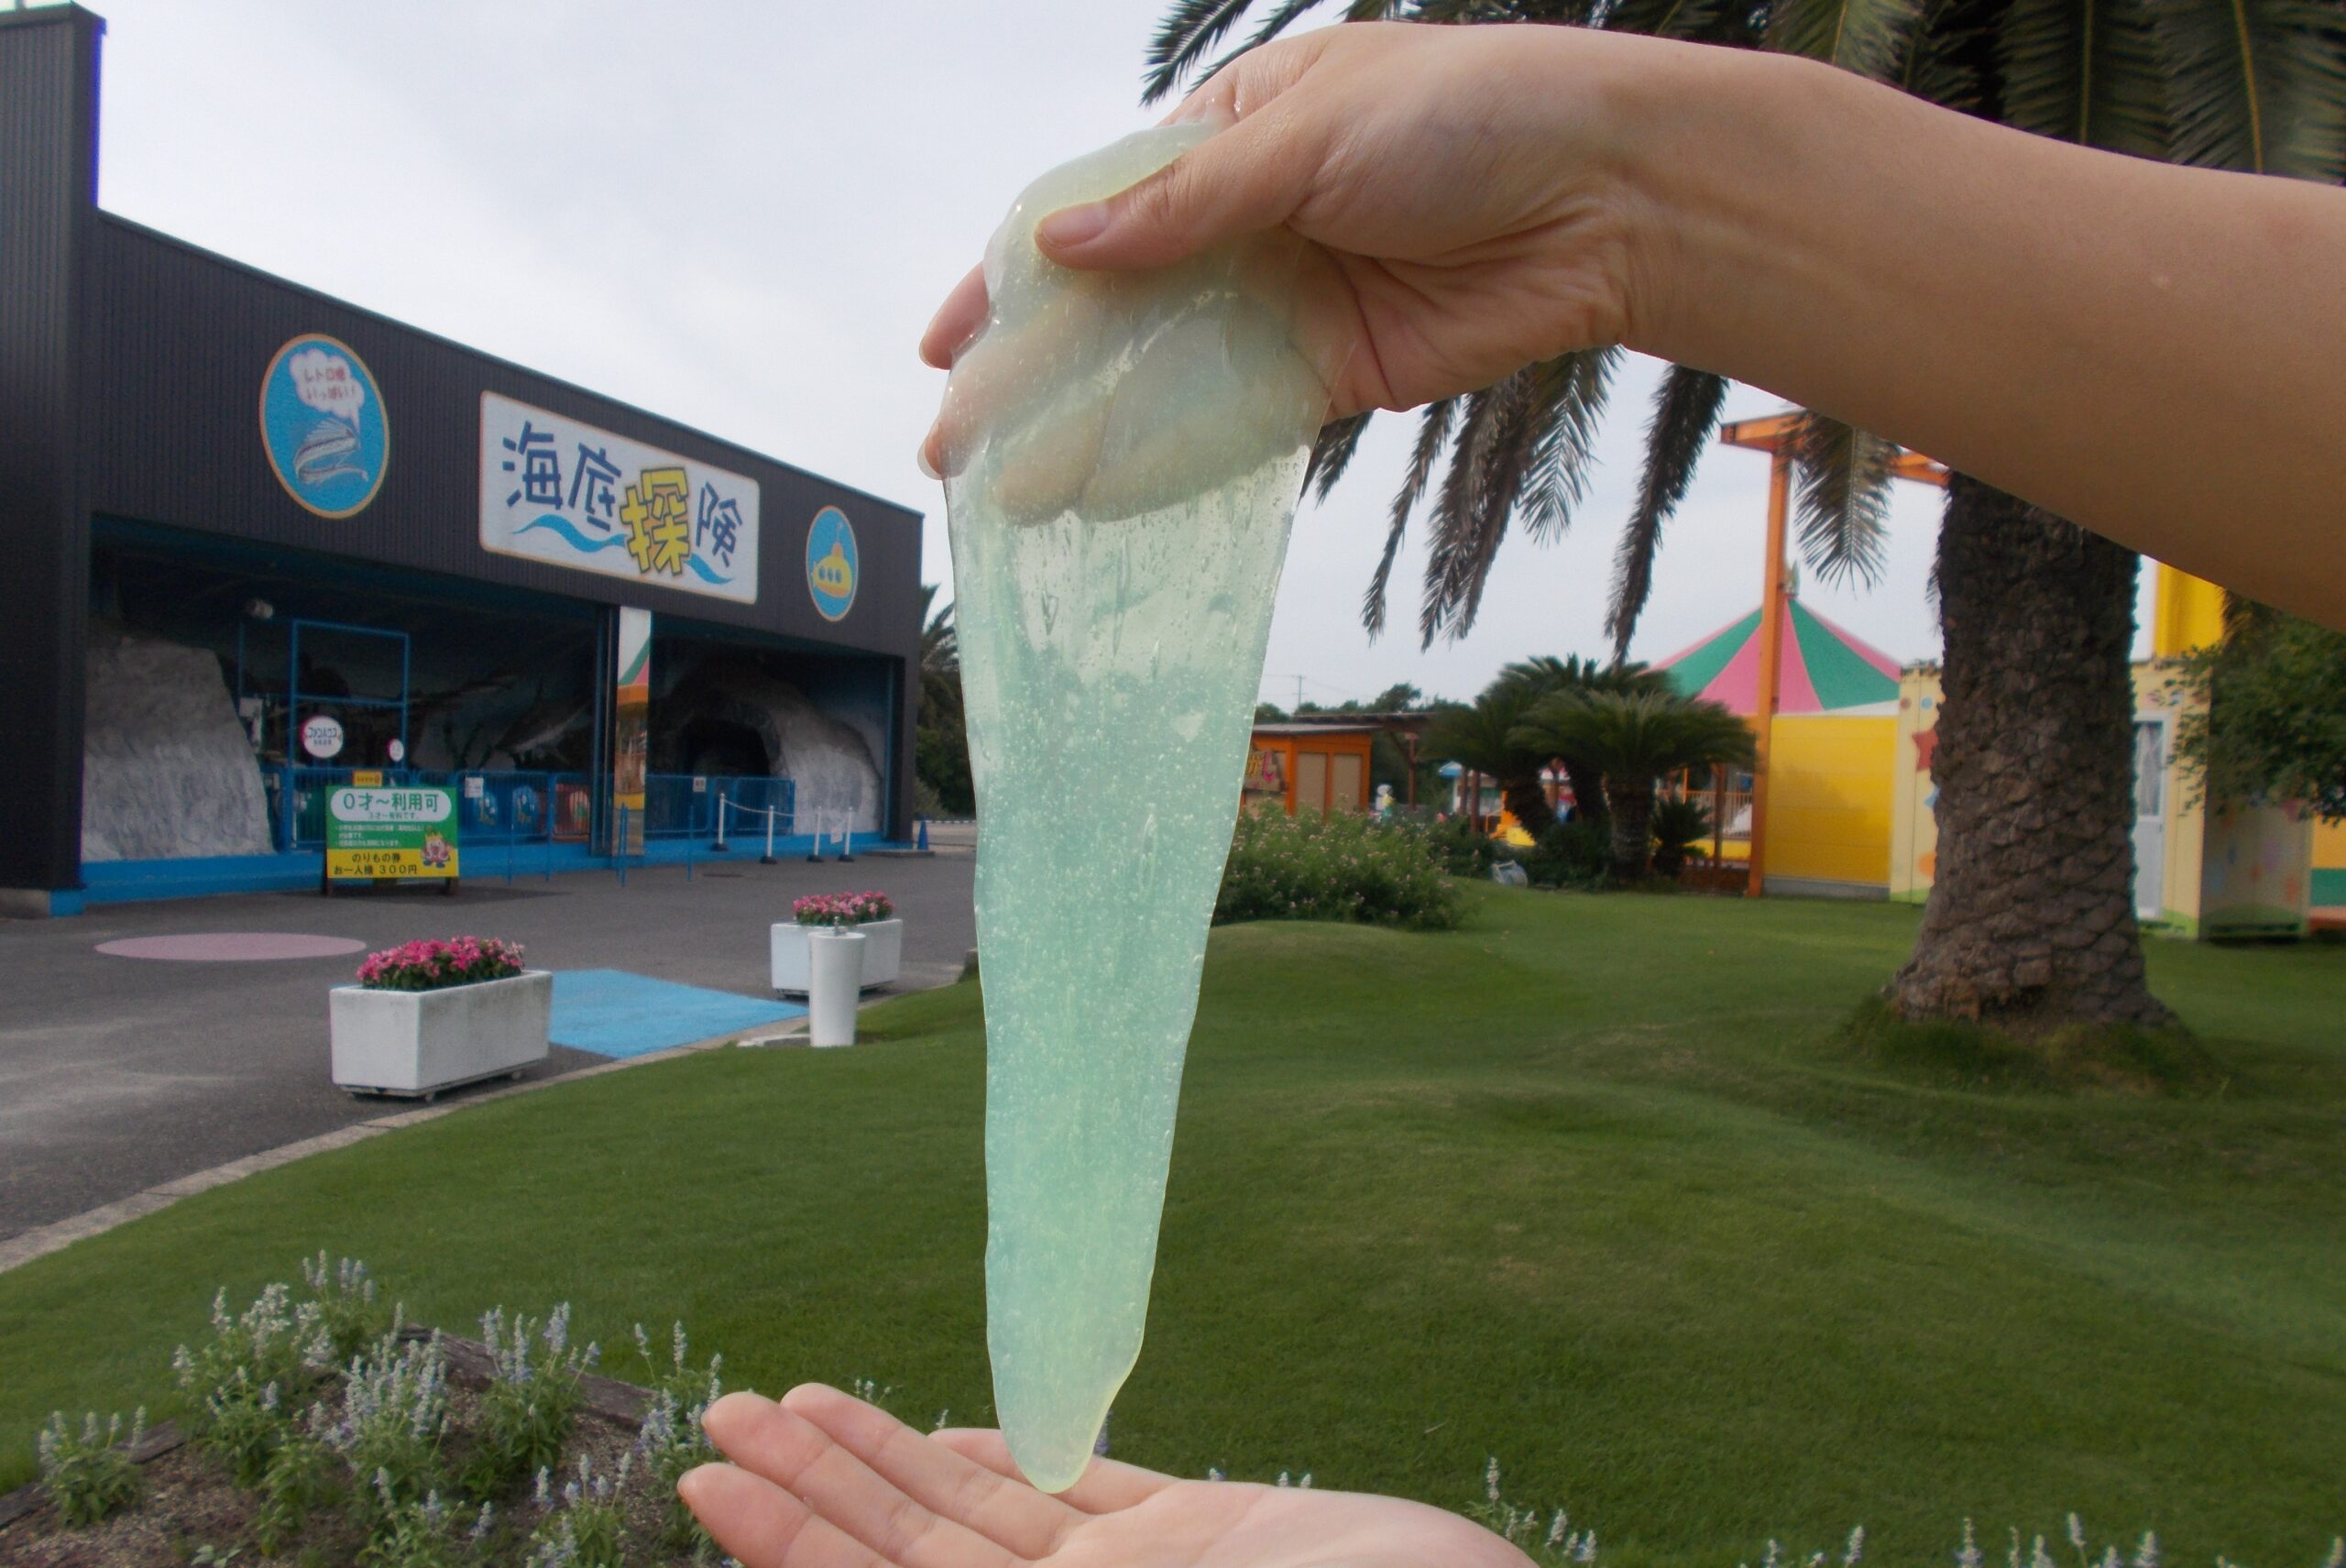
[806,505,858,621]
[260,334,389,519]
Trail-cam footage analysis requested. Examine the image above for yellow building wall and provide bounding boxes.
[1888,672,1941,904]
[2315,819,2346,907]
[1760,713,1897,888]
[2150,563,2226,659]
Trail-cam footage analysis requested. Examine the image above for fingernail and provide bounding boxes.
[916,431,941,482]
[1036,202,1110,252]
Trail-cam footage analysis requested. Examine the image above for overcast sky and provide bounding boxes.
[60,0,2152,705]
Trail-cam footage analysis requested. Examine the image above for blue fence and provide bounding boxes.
[265,767,796,853]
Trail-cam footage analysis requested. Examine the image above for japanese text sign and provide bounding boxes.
[325,786,459,881]
[477,392,761,604]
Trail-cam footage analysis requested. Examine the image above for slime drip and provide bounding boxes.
[940,126,1333,1493]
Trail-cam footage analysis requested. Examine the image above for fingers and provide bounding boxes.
[1034,105,1318,273]
[921,265,989,370]
[781,1384,1081,1561]
[701,1391,1022,1568]
[929,1427,1178,1515]
[676,1461,890,1568]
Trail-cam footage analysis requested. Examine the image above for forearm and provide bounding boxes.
[1619,42,2346,629]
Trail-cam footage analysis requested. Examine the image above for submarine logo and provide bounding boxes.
[260,334,389,519]
[806,505,859,621]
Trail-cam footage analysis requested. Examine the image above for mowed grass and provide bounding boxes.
[2,889,2341,1564]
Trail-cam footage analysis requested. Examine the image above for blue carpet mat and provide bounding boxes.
[550,970,804,1058]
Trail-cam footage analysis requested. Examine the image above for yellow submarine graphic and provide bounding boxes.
[810,542,854,598]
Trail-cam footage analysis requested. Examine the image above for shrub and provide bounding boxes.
[792,891,895,927]
[320,1327,450,1529]
[356,1482,493,1568]
[1422,813,1498,878]
[37,1409,145,1527]
[525,1454,630,1568]
[356,938,525,992]
[1216,811,1459,931]
[463,1305,597,1499]
[1649,796,1715,879]
[1522,819,1612,889]
[252,1429,343,1554]
[631,1322,723,1557]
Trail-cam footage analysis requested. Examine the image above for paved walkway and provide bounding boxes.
[0,850,974,1243]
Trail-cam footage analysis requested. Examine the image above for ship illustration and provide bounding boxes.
[293,417,367,487]
[810,543,853,597]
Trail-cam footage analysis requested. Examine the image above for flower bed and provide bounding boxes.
[356,937,526,992]
[790,892,894,927]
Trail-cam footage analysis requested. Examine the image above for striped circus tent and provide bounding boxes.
[1656,598,1903,716]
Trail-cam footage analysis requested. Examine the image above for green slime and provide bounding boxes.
[940,126,1332,1492]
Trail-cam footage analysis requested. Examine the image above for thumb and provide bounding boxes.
[1034,111,1311,272]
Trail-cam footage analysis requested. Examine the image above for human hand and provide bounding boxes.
[921,21,1683,474]
[681,1384,1537,1568]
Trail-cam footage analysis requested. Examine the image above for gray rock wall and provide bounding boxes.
[82,629,274,861]
[658,662,882,834]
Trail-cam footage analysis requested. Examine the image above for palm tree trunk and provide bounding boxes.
[1603,781,1651,881]
[1888,477,2172,1031]
[1558,757,1608,831]
[1503,777,1556,838]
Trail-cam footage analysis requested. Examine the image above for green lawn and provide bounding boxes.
[4,890,2341,1565]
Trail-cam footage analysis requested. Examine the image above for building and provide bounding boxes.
[1243,723,1380,816]
[1,6,924,915]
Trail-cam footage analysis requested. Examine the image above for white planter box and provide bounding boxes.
[772,917,901,995]
[329,970,552,1098]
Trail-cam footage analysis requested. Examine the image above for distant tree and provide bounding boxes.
[2173,604,2346,820]
[1496,654,1669,833]
[915,586,973,817]
[1514,691,1754,881]
[1424,678,1557,836]
[1255,701,1289,723]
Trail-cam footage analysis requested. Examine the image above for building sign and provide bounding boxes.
[611,607,652,855]
[325,785,457,881]
[806,505,858,621]
[300,714,345,759]
[260,334,389,519]
[478,392,759,604]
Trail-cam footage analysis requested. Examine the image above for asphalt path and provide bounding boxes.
[0,850,975,1241]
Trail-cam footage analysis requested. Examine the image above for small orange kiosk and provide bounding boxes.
[1244,723,1380,815]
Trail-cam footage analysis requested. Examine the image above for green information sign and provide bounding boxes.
[325,785,459,882]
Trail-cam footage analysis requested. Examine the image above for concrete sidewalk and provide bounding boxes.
[0,852,974,1243]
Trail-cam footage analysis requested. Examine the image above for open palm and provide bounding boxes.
[683,1385,1534,1568]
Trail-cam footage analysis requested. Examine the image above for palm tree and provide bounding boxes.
[1144,0,2346,1032]
[915,585,974,816]
[1514,691,1756,880]
[1422,677,1558,835]
[1495,654,1669,831]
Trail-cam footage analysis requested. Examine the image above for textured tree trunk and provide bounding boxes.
[1603,780,1652,881]
[1888,477,2173,1030]
[1558,757,1609,832]
[1504,776,1557,838]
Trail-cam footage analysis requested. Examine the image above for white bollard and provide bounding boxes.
[806,927,866,1048]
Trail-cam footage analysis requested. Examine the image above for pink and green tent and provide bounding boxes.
[1656,598,1903,716]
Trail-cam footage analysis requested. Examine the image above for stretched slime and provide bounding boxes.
[939,126,1333,1492]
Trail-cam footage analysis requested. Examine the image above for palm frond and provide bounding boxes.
[1143,0,1271,104]
[1789,411,1896,587]
[1597,0,1733,39]
[1518,347,1620,543]
[1766,0,1926,80]
[1417,387,1505,648]
[1363,399,1457,638]
[1998,0,2167,155]
[2151,0,2346,178]
[1307,413,1374,502]
[1898,0,1988,110]
[1608,364,1728,660]
[1181,0,1352,99]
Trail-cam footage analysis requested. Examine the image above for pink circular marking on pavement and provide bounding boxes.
[95,932,369,962]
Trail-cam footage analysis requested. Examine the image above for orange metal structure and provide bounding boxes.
[1716,413,1946,896]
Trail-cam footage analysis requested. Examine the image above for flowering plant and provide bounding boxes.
[792,892,895,927]
[356,936,525,992]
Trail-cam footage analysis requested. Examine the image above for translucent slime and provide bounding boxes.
[939,126,1333,1492]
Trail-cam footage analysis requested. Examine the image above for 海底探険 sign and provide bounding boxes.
[477,392,761,605]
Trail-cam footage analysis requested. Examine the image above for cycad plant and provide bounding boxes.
[1494,654,1670,833]
[1514,690,1756,880]
[1143,0,2346,1031]
[1422,678,1559,835]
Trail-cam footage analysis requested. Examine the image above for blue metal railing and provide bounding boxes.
[267,767,795,855]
